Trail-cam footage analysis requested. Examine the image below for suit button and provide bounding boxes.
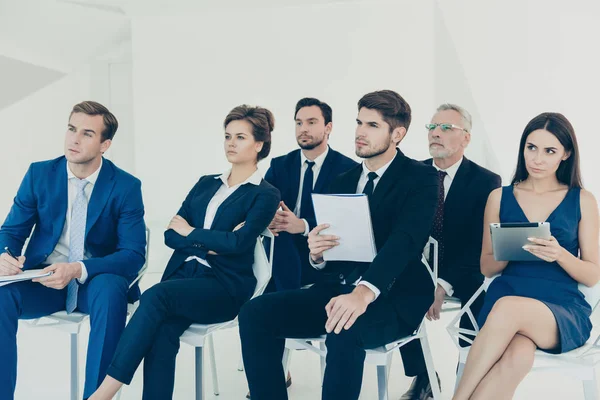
[339,274,344,280]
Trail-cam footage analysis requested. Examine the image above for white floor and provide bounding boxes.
[14,272,597,399]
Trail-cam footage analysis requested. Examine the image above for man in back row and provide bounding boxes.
[399,104,501,399]
[265,97,357,291]
[0,101,146,400]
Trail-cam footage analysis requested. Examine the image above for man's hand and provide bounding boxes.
[426,284,447,321]
[168,215,195,237]
[268,202,306,235]
[325,286,375,334]
[0,252,25,276]
[307,224,339,263]
[33,262,82,290]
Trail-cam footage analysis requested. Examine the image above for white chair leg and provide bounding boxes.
[376,365,389,400]
[583,376,599,400]
[319,341,327,385]
[115,388,123,400]
[455,361,465,394]
[237,353,245,372]
[207,335,219,396]
[282,347,291,377]
[195,347,204,400]
[70,333,78,400]
[420,324,441,399]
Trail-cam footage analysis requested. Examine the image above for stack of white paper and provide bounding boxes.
[311,193,377,262]
[0,270,53,287]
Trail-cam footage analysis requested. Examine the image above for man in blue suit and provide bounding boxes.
[0,101,146,400]
[265,98,357,290]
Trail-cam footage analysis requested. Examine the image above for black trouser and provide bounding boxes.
[239,283,414,400]
[399,278,484,376]
[106,260,239,400]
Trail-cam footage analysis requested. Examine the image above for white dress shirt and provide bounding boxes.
[310,152,398,301]
[431,157,463,296]
[185,169,263,267]
[45,159,103,284]
[294,146,330,236]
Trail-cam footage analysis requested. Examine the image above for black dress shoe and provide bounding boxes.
[246,372,293,399]
[399,372,440,400]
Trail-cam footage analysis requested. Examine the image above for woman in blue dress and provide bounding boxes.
[453,112,599,400]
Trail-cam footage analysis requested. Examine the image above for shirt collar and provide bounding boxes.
[66,158,103,186]
[361,151,397,179]
[216,168,262,188]
[300,146,329,170]
[432,156,463,180]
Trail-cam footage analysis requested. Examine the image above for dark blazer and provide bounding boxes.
[323,150,439,329]
[163,175,280,306]
[264,147,357,289]
[423,157,501,296]
[0,156,147,291]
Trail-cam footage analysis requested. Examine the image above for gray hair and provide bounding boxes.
[436,103,472,133]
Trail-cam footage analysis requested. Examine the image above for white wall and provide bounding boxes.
[131,0,437,271]
[435,0,600,197]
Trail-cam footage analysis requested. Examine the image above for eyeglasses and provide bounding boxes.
[425,123,468,133]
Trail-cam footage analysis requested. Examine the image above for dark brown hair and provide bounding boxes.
[294,97,332,125]
[70,101,118,142]
[224,105,274,161]
[511,112,583,188]
[358,90,412,133]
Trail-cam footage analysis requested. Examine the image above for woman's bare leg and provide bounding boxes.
[452,296,559,400]
[470,333,536,400]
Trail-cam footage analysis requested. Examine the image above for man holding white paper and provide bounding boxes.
[239,90,440,400]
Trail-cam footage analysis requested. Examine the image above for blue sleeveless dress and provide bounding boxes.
[477,186,592,353]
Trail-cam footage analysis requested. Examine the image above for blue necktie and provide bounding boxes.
[299,161,316,220]
[67,179,89,313]
[362,172,378,197]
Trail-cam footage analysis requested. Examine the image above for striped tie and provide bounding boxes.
[66,179,89,313]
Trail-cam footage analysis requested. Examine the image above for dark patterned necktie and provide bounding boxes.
[299,161,316,219]
[362,172,378,197]
[431,171,447,269]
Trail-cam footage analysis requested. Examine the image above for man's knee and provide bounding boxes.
[0,285,19,311]
[238,296,273,335]
[87,274,129,311]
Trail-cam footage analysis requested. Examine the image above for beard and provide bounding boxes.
[428,143,457,159]
[356,136,394,159]
[297,135,325,150]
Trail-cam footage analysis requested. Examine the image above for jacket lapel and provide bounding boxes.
[444,157,471,215]
[368,150,408,212]
[314,148,334,193]
[51,157,69,239]
[86,159,116,237]
[210,183,253,228]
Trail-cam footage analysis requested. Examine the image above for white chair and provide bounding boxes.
[447,275,600,399]
[283,237,442,400]
[179,229,275,400]
[25,227,151,400]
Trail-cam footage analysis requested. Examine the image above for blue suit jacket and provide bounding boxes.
[0,156,147,298]
[163,175,280,306]
[264,147,358,289]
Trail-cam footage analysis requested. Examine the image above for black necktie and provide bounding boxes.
[299,161,316,219]
[431,170,447,269]
[362,172,378,197]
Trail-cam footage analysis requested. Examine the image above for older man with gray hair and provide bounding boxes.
[398,104,501,400]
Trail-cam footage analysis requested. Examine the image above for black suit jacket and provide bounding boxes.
[265,147,357,289]
[323,150,439,329]
[424,157,501,297]
[163,175,280,306]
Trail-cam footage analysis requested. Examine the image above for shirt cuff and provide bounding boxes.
[302,219,310,237]
[309,256,327,270]
[357,281,381,301]
[437,278,453,296]
[77,262,88,284]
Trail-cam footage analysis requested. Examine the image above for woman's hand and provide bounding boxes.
[523,236,566,263]
[167,215,195,237]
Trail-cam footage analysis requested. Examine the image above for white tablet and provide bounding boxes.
[490,222,551,262]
